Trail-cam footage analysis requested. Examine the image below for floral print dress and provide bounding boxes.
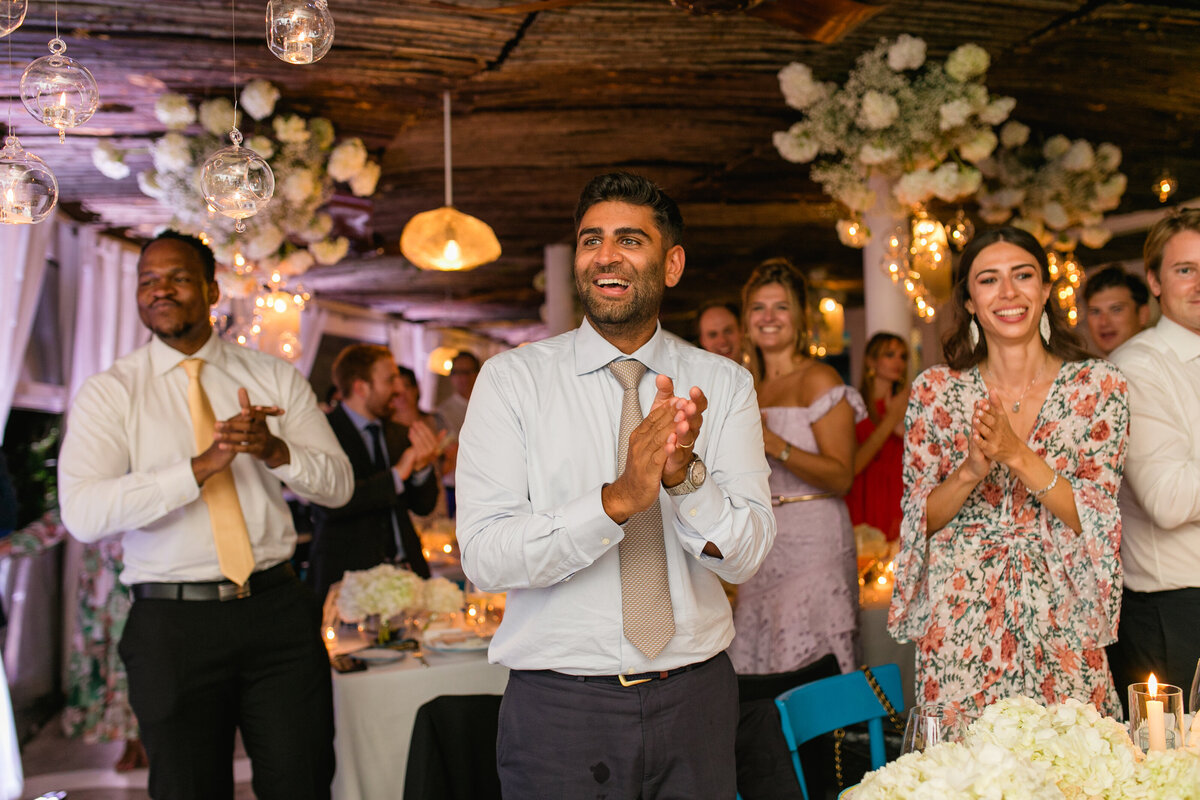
[887,359,1128,716]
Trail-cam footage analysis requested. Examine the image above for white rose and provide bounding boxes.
[92,141,130,179]
[423,577,464,614]
[982,187,1026,209]
[945,43,990,82]
[136,169,165,199]
[893,169,935,207]
[281,168,318,205]
[859,143,897,166]
[328,138,368,182]
[773,126,819,163]
[198,97,240,137]
[1060,140,1095,172]
[777,62,826,110]
[938,99,972,131]
[239,79,280,121]
[979,206,1013,224]
[1095,142,1122,172]
[858,90,899,130]
[1000,120,1030,149]
[931,163,970,202]
[243,224,286,259]
[1043,134,1071,160]
[349,160,381,197]
[1091,173,1127,211]
[216,269,260,300]
[308,118,335,150]
[1079,226,1112,250]
[152,132,192,174]
[273,114,311,144]
[245,135,275,160]
[1041,201,1070,230]
[277,249,315,277]
[959,130,998,163]
[310,236,350,266]
[887,34,926,71]
[154,93,196,130]
[835,183,877,213]
[293,211,334,243]
[978,96,1016,125]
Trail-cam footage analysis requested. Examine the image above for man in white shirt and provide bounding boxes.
[58,231,353,800]
[1109,208,1200,708]
[456,172,775,798]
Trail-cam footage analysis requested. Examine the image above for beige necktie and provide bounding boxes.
[182,358,256,586]
[608,359,675,660]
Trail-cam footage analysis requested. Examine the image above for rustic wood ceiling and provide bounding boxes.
[3,0,1199,344]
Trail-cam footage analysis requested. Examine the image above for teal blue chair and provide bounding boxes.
[773,664,904,800]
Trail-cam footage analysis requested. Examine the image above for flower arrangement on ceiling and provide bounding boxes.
[773,35,1127,324]
[92,79,380,289]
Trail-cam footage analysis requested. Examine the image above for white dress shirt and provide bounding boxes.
[1111,315,1200,592]
[59,331,354,584]
[456,319,775,675]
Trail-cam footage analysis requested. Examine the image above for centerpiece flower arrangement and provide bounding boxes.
[853,697,1200,799]
[91,80,381,288]
[774,36,1127,250]
[335,563,464,644]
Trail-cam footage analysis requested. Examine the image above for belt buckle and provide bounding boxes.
[618,674,652,687]
[219,582,251,602]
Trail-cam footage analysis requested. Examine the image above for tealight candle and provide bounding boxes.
[1147,674,1166,752]
[1129,675,1184,752]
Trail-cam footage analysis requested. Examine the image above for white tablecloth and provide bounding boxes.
[331,648,509,800]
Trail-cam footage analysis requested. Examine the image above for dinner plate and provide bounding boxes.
[354,647,407,664]
[422,630,491,652]
[837,785,858,799]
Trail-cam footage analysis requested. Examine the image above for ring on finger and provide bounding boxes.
[678,439,694,449]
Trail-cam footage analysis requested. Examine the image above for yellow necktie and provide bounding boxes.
[182,358,256,586]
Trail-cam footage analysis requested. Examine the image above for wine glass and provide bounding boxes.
[901,704,975,755]
[1189,658,1200,715]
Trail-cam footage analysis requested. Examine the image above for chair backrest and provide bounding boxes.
[773,664,904,800]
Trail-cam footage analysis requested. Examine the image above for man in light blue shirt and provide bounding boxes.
[456,172,775,798]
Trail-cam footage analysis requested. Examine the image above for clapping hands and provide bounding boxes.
[968,392,1024,475]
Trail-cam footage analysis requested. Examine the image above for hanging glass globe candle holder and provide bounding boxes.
[0,135,59,224]
[0,0,27,38]
[266,0,334,65]
[20,38,100,142]
[200,128,275,233]
[946,208,975,251]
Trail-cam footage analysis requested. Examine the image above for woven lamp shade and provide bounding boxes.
[400,205,501,271]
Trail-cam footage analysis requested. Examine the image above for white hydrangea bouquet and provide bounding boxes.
[91,80,381,286]
[852,697,1200,799]
[976,124,1127,250]
[774,36,1012,225]
[335,564,465,644]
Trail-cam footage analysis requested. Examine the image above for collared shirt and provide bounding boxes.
[1111,315,1200,591]
[59,331,354,584]
[456,319,775,675]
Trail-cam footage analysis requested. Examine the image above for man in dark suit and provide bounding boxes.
[309,344,441,603]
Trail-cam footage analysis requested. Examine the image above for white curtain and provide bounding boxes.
[0,214,57,442]
[296,303,330,379]
[387,319,437,412]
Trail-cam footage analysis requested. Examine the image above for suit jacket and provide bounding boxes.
[309,406,438,603]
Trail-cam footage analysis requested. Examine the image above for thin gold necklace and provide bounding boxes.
[982,359,1047,414]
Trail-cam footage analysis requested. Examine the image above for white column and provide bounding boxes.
[862,174,912,341]
[543,243,574,337]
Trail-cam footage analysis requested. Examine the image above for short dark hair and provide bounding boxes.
[396,364,419,388]
[943,226,1090,369]
[1144,207,1200,277]
[1083,264,1149,307]
[695,300,740,338]
[142,230,216,283]
[451,351,480,373]
[574,172,684,248]
[332,344,392,397]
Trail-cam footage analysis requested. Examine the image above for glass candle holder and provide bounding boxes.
[1129,682,1184,752]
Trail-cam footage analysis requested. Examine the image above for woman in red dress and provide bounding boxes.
[845,332,909,541]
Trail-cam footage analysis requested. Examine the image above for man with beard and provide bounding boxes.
[456,172,775,798]
[308,344,440,603]
[58,231,353,800]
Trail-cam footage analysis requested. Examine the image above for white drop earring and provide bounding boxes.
[1039,310,1051,344]
[969,317,980,349]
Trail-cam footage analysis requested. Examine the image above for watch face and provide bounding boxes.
[689,458,707,486]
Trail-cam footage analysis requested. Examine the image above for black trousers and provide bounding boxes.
[119,576,334,800]
[1107,586,1200,718]
[498,653,739,800]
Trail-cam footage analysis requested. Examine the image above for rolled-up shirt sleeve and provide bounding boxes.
[266,364,353,508]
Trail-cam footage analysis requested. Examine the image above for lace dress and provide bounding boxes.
[728,385,867,675]
[888,360,1127,715]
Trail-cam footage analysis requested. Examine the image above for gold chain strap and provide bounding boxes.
[831,666,904,792]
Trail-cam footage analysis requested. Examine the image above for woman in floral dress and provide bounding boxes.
[728,258,865,674]
[888,227,1128,716]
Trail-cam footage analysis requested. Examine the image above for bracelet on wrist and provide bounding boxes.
[777,443,792,462]
[1033,471,1059,501]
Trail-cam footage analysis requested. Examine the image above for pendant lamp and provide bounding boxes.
[400,91,500,272]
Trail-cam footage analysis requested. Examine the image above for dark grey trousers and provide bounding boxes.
[497,652,739,800]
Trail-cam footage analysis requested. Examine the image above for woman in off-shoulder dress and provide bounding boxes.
[727,259,865,675]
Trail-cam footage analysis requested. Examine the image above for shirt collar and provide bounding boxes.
[1155,315,1200,362]
[149,329,221,377]
[573,318,672,377]
[340,403,376,432]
